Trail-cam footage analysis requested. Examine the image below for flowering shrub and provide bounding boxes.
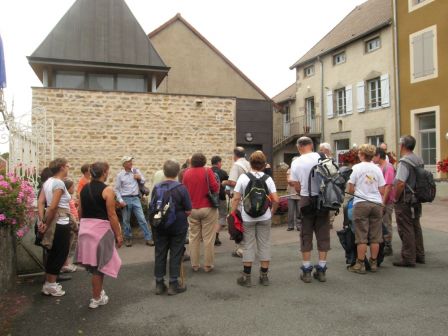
[436,158,448,174]
[338,149,360,166]
[0,173,35,238]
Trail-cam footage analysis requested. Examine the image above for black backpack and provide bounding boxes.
[148,182,181,229]
[401,158,436,203]
[242,173,270,218]
[308,152,346,214]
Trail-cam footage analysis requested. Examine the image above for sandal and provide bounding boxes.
[204,266,214,273]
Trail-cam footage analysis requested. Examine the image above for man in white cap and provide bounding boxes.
[115,156,153,247]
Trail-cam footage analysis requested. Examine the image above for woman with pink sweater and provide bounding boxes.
[76,162,123,309]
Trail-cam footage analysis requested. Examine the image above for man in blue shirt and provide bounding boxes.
[115,156,153,247]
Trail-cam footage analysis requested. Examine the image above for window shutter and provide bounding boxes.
[345,85,353,114]
[380,73,390,108]
[326,90,333,119]
[412,34,424,79]
[422,31,435,76]
[356,81,365,112]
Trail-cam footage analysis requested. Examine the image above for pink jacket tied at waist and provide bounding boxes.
[76,218,122,278]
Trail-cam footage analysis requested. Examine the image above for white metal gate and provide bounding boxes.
[0,98,54,190]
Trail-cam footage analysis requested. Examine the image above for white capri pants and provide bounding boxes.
[241,219,272,263]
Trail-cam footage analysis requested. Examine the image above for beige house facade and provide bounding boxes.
[282,0,397,163]
[149,14,273,162]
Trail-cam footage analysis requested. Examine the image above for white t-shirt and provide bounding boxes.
[290,152,321,197]
[349,162,385,205]
[43,177,71,225]
[234,171,277,222]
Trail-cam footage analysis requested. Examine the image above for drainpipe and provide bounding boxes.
[393,0,401,152]
[151,75,157,93]
[318,55,324,142]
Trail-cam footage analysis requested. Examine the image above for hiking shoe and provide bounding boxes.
[348,259,366,274]
[146,240,155,246]
[369,258,378,272]
[393,260,416,267]
[313,265,327,282]
[416,256,426,264]
[259,271,270,286]
[61,264,77,273]
[42,282,65,297]
[155,281,167,295]
[125,238,132,247]
[232,249,243,258]
[300,265,313,283]
[167,281,187,295]
[383,242,393,256]
[89,291,109,309]
[237,272,252,287]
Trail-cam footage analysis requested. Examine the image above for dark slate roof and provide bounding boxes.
[290,0,392,69]
[28,0,167,70]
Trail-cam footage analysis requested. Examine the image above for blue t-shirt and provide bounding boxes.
[151,180,192,235]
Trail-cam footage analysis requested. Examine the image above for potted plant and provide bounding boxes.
[0,172,35,292]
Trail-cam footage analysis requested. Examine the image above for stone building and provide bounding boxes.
[394,0,448,176]
[148,14,273,162]
[27,0,276,182]
[276,0,396,163]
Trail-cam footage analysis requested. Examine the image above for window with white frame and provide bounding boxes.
[418,112,436,165]
[410,25,438,83]
[335,139,350,164]
[333,52,346,65]
[335,88,346,115]
[366,37,381,53]
[304,65,315,77]
[368,77,382,109]
[409,0,434,12]
[284,105,290,123]
[367,135,384,147]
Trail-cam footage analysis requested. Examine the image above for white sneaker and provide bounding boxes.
[42,282,66,296]
[89,291,109,309]
[61,264,77,273]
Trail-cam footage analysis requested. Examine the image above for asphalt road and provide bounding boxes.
[3,226,448,336]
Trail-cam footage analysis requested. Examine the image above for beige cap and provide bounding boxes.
[121,156,134,165]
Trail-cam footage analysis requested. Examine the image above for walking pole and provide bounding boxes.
[279,193,300,199]
[344,191,385,207]
[179,246,186,287]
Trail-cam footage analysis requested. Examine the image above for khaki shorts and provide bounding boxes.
[299,197,331,252]
[353,202,383,244]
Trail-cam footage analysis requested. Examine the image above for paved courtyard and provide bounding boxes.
[2,201,448,336]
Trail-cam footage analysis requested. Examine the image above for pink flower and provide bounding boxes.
[0,214,6,222]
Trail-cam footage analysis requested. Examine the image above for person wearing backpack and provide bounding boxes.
[290,137,331,283]
[393,135,427,267]
[211,156,229,246]
[231,151,279,287]
[149,160,192,295]
[347,144,385,274]
[222,147,251,258]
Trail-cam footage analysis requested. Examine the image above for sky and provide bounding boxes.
[0,0,366,153]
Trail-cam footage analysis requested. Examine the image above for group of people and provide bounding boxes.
[35,134,426,308]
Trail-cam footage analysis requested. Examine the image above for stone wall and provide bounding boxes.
[32,88,236,187]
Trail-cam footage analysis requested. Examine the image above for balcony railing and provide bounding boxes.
[274,115,321,148]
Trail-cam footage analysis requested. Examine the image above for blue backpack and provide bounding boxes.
[149,181,181,229]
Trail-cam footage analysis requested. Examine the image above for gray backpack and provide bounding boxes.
[308,153,346,214]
